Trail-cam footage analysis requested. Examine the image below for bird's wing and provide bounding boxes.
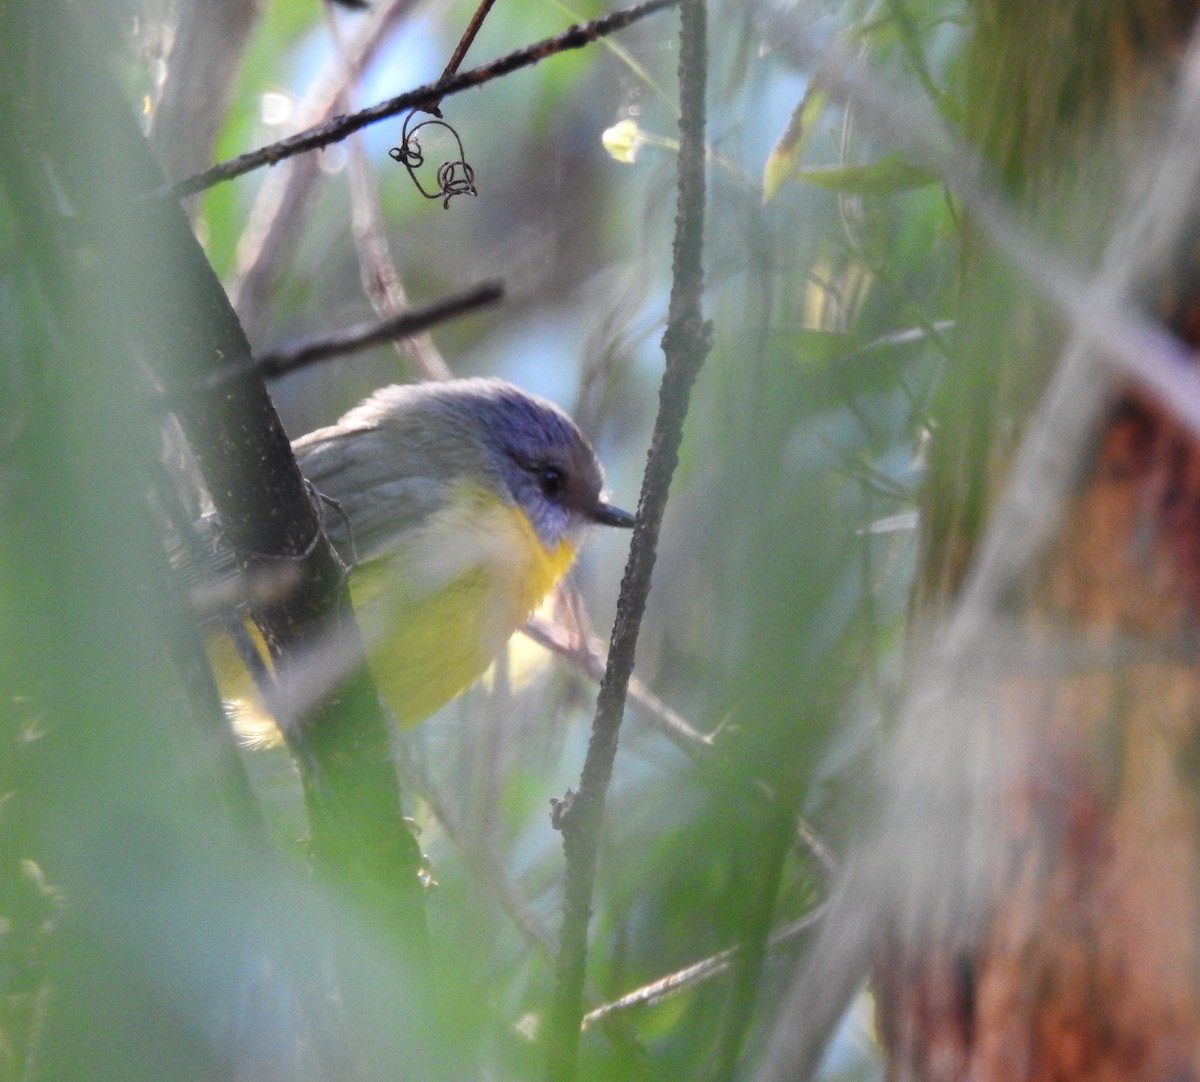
[292,422,450,567]
[170,412,454,620]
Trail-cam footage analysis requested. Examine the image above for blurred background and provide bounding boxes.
[0,0,964,1077]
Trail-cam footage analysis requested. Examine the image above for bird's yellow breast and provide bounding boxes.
[215,482,577,734]
[352,483,576,727]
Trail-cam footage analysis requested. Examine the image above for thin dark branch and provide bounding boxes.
[521,615,715,754]
[255,281,502,378]
[160,0,679,201]
[543,0,711,1076]
[165,285,497,404]
[230,0,418,339]
[434,0,500,97]
[329,8,454,379]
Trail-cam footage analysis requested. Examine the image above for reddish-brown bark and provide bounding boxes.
[883,3,1200,1079]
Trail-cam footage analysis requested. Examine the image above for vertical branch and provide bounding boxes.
[543,0,711,1077]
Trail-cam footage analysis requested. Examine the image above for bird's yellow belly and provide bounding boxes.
[215,485,576,735]
[357,489,575,726]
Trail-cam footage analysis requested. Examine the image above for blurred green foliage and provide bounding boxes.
[0,0,966,1077]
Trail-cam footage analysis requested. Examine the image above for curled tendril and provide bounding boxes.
[389,110,477,209]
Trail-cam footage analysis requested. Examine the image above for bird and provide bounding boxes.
[202,377,635,733]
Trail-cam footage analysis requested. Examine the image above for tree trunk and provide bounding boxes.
[883,2,1200,1079]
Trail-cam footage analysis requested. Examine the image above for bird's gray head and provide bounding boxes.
[413,378,635,548]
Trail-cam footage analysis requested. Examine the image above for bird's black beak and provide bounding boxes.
[590,501,636,528]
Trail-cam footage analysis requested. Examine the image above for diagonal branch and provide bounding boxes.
[520,615,715,754]
[159,0,680,201]
[582,907,826,1030]
[429,0,501,110]
[325,4,456,380]
[543,0,712,1076]
[254,281,502,379]
[230,0,420,338]
[784,32,1200,446]
[1,0,430,1055]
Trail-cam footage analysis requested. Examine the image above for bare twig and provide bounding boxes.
[345,125,455,379]
[392,742,559,957]
[386,0,501,203]
[160,283,498,404]
[322,4,455,380]
[158,0,680,201]
[543,0,711,1076]
[231,0,418,339]
[521,615,715,754]
[432,0,500,108]
[255,281,502,378]
[582,907,825,1029]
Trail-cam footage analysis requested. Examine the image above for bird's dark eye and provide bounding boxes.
[535,466,565,500]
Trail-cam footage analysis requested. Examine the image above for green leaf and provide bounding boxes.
[790,153,940,195]
[762,84,827,201]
